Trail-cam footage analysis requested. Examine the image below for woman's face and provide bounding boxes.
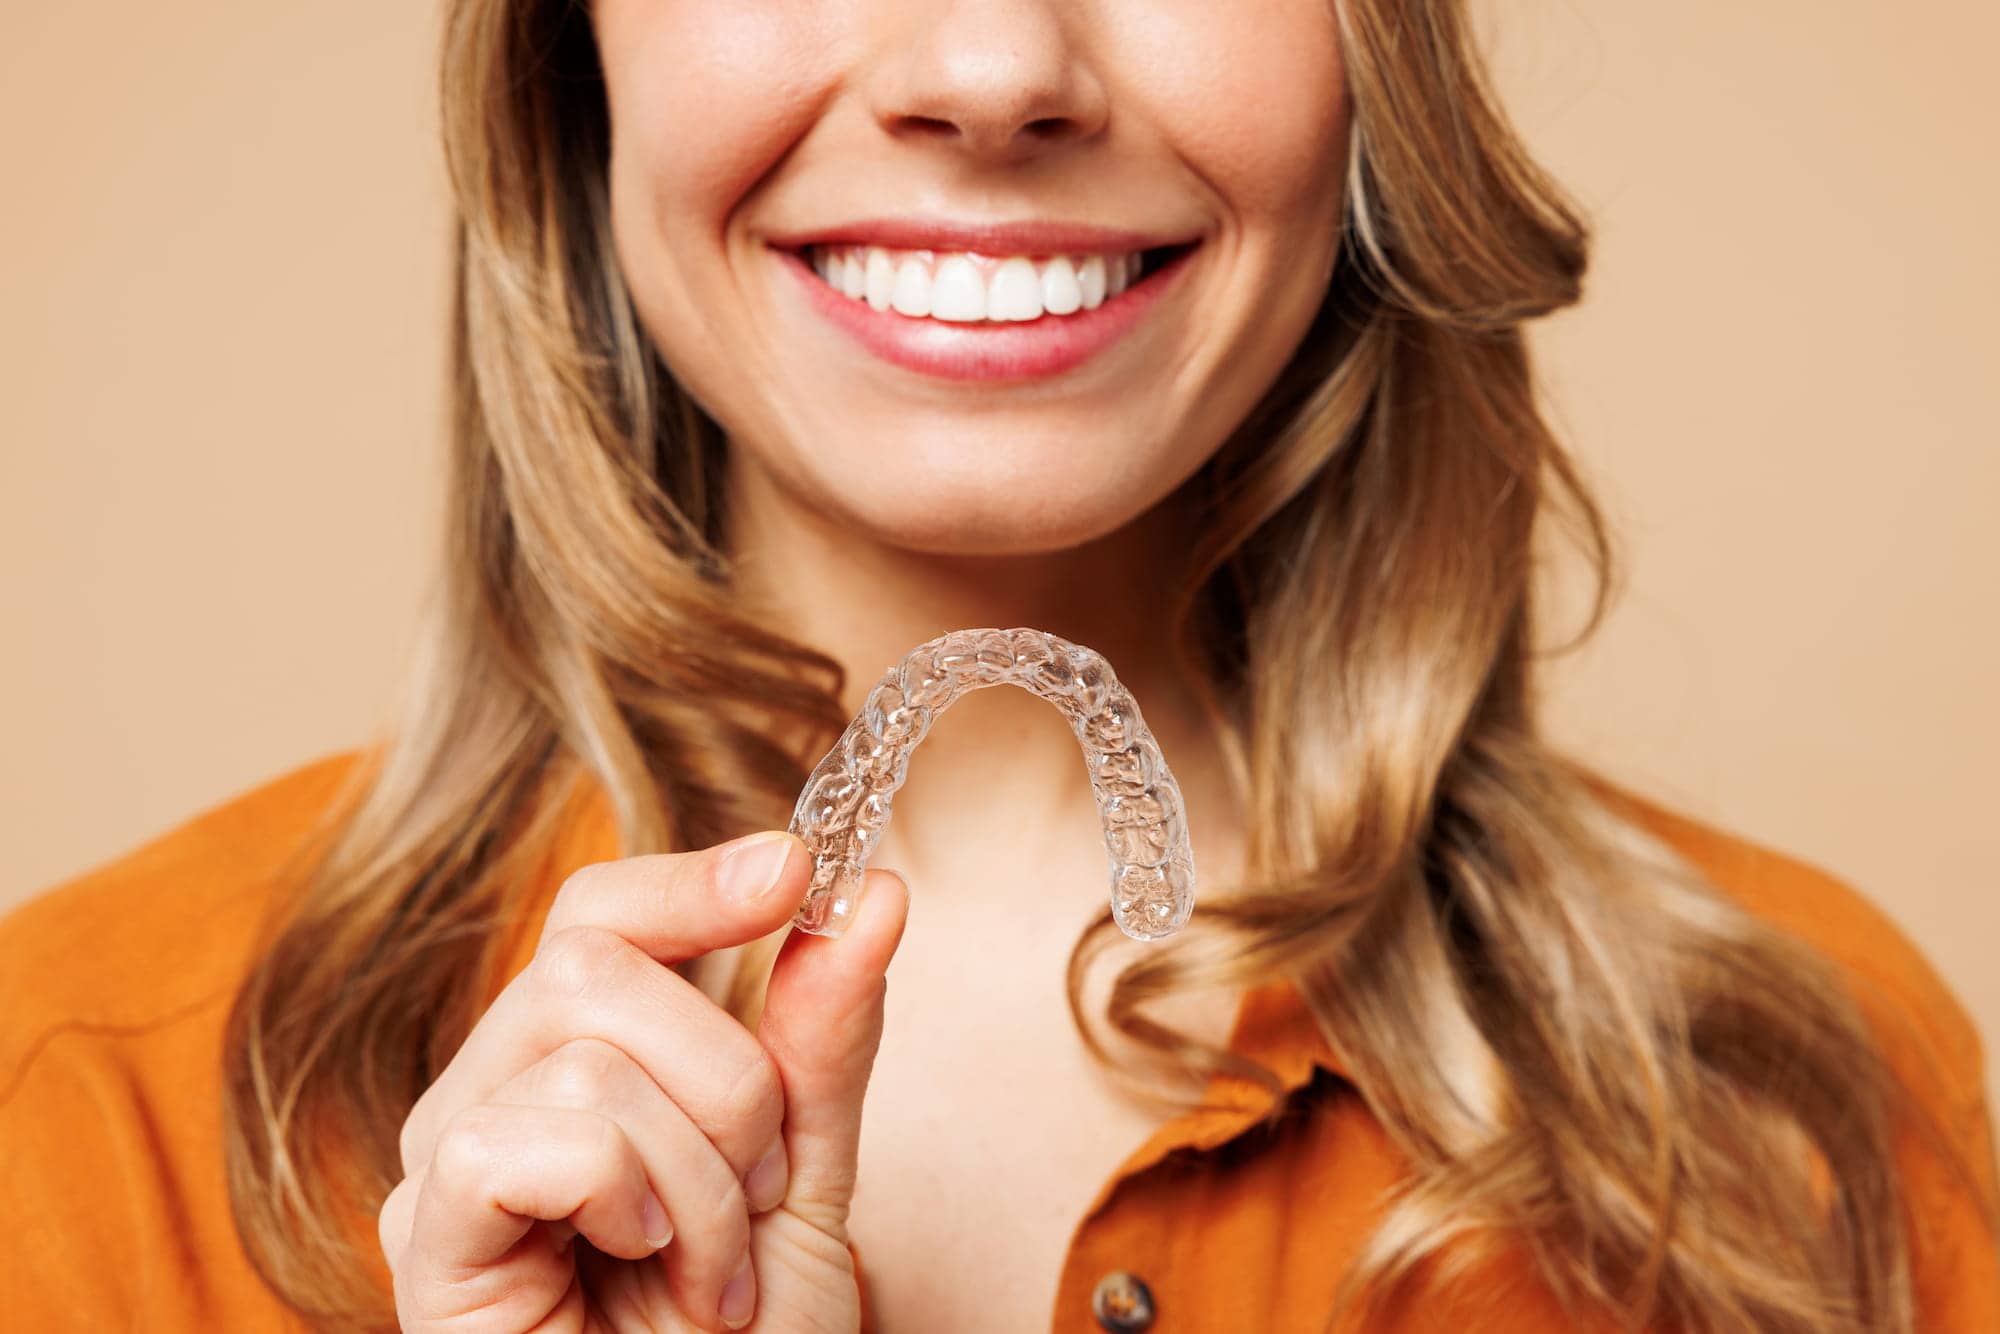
[591,0,1350,556]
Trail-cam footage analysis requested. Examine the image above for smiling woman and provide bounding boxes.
[1,1,1995,1332]
[590,0,1348,558]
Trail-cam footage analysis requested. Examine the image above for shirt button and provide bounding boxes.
[1090,1269,1157,1332]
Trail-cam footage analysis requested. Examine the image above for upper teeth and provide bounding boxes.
[807,245,1145,322]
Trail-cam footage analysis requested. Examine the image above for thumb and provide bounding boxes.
[756,866,910,1237]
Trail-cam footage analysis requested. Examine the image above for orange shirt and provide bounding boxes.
[2,748,1995,1330]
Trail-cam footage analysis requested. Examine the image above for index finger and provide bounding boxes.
[541,830,808,964]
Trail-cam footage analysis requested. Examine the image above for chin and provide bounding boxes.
[834,477,1164,559]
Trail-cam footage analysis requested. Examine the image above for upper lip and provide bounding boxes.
[765,216,1201,257]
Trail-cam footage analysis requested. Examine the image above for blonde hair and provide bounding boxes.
[221,1,1988,1329]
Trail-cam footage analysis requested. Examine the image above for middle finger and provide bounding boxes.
[401,923,784,1187]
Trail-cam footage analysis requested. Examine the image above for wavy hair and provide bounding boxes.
[221,1,1988,1329]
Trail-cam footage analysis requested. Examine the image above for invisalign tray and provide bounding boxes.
[786,627,1196,942]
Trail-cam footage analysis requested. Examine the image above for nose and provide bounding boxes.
[866,1,1109,163]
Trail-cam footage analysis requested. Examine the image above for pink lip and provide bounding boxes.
[773,243,1199,383]
[766,217,1192,256]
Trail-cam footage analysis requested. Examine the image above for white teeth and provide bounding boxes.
[864,248,896,311]
[929,255,986,322]
[890,255,931,317]
[806,243,1158,321]
[988,257,1044,322]
[1077,254,1107,310]
[838,252,866,300]
[1041,256,1083,315]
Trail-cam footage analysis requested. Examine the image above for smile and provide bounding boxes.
[773,240,1201,383]
[804,244,1182,322]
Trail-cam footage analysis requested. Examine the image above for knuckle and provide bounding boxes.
[790,1159,858,1218]
[549,859,617,925]
[715,1043,785,1140]
[397,1112,426,1180]
[397,1086,444,1178]
[579,1106,628,1169]
[537,1037,630,1107]
[533,924,634,1001]
[428,1104,509,1186]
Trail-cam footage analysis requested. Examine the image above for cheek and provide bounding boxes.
[1118,0,1349,225]
[596,2,833,239]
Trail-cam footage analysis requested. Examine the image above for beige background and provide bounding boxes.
[4,5,1994,1109]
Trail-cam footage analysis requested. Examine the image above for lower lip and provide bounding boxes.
[774,244,1197,383]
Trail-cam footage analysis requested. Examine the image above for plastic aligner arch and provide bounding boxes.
[786,627,1196,942]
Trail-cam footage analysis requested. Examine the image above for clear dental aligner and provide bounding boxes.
[786,627,1197,942]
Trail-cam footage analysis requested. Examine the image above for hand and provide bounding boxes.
[376,830,911,1332]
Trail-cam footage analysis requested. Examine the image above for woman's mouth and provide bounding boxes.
[771,239,1200,383]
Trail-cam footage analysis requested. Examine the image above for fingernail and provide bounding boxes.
[720,1250,756,1328]
[641,1191,673,1250]
[745,1139,788,1213]
[720,832,795,904]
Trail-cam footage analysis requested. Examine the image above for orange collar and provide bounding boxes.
[1079,973,1347,1222]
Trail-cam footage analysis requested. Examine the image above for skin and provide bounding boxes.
[378,1,1350,1329]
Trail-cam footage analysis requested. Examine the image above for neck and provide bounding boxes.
[719,447,1243,910]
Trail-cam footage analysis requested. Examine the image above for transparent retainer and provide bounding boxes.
[786,627,1196,942]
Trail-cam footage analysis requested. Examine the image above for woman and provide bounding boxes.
[1,0,1993,1330]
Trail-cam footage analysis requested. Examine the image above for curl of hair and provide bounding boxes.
[221,2,1990,1330]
